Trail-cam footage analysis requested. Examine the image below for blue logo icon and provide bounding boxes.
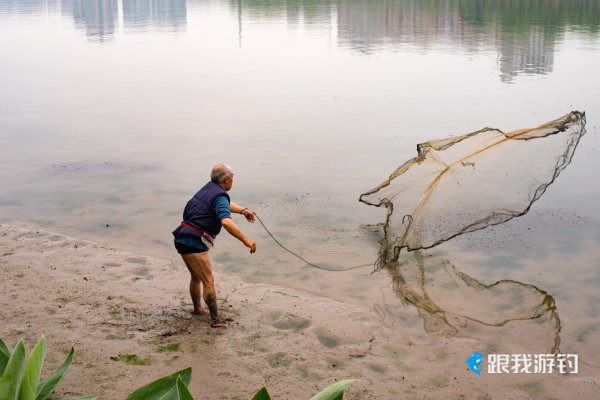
[466,352,484,375]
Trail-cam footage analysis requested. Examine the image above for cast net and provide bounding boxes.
[360,111,586,268]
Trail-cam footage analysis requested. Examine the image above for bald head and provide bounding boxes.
[211,163,233,184]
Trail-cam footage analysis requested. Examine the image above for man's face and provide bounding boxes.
[222,173,234,191]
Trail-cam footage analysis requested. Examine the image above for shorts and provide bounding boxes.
[174,241,207,255]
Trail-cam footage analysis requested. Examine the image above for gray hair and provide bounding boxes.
[211,163,233,183]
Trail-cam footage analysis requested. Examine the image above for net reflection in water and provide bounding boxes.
[384,253,561,353]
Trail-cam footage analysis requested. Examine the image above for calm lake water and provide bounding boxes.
[1,0,599,368]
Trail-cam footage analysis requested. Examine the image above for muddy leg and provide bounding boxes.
[182,252,225,327]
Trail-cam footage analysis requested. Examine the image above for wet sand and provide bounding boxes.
[1,224,598,399]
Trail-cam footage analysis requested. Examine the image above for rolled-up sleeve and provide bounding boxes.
[212,195,231,220]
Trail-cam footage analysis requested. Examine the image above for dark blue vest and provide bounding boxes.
[182,181,230,236]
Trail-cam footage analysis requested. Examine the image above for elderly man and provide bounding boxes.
[173,163,256,327]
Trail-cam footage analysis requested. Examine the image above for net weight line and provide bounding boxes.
[253,212,375,272]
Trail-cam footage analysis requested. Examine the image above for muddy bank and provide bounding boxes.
[0,224,598,399]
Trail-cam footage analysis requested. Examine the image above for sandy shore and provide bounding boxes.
[1,224,598,399]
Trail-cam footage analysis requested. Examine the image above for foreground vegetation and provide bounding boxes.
[0,336,355,400]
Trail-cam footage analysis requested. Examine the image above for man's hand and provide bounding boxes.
[242,209,256,223]
[244,238,257,254]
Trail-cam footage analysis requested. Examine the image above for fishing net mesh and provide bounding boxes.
[360,111,586,266]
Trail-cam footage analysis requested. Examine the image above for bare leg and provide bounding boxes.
[181,254,209,316]
[181,252,226,327]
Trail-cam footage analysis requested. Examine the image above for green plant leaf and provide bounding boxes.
[0,338,11,377]
[35,347,74,400]
[309,379,358,400]
[0,340,27,400]
[0,339,10,356]
[175,376,195,400]
[125,367,192,400]
[20,336,47,400]
[250,387,272,400]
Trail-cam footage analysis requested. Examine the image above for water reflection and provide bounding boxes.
[382,253,561,353]
[497,28,554,82]
[335,0,561,82]
[2,0,599,80]
[61,0,118,42]
[233,0,333,25]
[122,0,186,32]
[0,0,187,41]
[233,0,600,81]
[0,0,60,14]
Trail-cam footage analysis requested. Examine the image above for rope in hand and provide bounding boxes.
[252,211,376,272]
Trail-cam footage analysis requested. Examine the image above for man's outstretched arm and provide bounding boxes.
[221,218,256,253]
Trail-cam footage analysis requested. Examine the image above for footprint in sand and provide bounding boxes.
[132,266,153,280]
[313,327,339,348]
[126,257,147,265]
[104,262,122,268]
[269,312,311,333]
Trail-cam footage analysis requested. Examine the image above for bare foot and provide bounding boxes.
[192,308,210,316]
[210,318,227,328]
